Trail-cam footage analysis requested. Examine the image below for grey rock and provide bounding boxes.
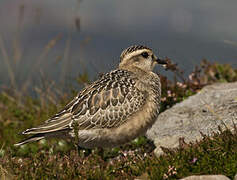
[180,175,230,180]
[146,82,237,156]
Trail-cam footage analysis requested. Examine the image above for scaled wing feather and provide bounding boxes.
[22,69,147,135]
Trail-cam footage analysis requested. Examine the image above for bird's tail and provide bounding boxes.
[14,134,45,146]
[14,113,73,146]
[14,128,71,146]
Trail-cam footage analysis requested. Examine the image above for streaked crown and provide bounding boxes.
[120,45,152,62]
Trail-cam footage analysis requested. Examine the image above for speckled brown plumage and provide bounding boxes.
[15,45,165,148]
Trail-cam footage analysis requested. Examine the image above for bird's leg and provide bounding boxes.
[97,147,104,160]
[71,120,80,155]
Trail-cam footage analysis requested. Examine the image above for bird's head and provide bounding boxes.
[119,45,166,72]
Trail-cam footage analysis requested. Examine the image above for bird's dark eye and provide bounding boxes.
[141,52,149,58]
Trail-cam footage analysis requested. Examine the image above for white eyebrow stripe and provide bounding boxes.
[122,49,150,61]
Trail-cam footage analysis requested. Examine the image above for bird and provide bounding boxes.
[15,45,167,148]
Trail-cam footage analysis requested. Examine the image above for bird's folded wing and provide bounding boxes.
[22,70,147,135]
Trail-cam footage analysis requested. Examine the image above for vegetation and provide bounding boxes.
[0,59,237,179]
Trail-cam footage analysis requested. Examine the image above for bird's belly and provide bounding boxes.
[77,126,147,148]
[76,100,159,149]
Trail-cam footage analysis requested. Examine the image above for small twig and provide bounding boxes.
[162,57,186,83]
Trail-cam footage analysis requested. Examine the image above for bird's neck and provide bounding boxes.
[119,66,161,96]
[118,65,149,78]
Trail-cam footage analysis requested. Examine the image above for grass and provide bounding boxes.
[0,60,237,179]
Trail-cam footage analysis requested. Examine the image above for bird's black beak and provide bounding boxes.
[155,58,167,65]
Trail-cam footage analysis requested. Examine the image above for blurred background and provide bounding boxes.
[0,0,237,94]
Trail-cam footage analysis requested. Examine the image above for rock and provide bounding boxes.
[234,173,237,180]
[146,82,237,156]
[180,175,230,180]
